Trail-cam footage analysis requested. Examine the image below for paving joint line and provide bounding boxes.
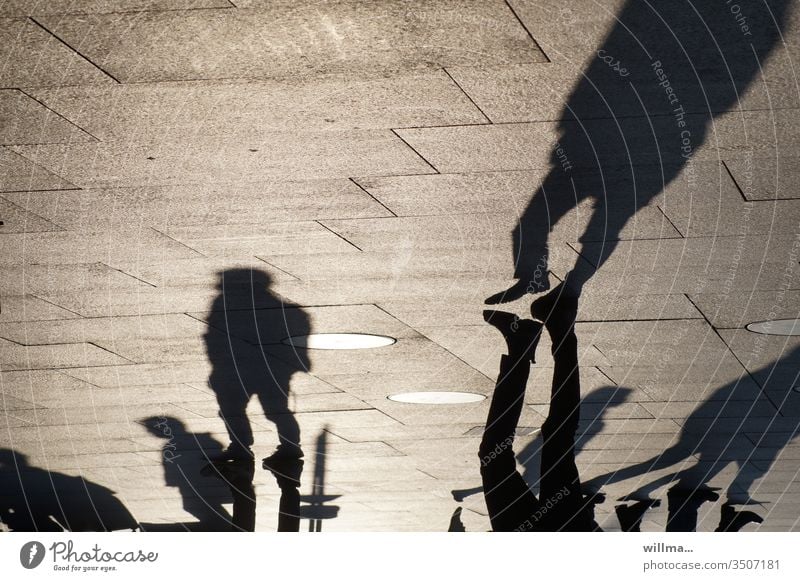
[657,205,686,238]
[315,220,363,252]
[503,0,551,63]
[15,88,101,142]
[389,128,440,174]
[442,67,493,124]
[0,193,67,231]
[148,226,206,257]
[721,159,750,202]
[254,256,302,281]
[683,293,785,415]
[28,17,122,85]
[349,177,398,217]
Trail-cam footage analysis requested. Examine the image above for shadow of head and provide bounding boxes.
[0,448,28,470]
[207,268,311,372]
[215,268,273,292]
[142,415,189,440]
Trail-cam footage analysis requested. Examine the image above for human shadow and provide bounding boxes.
[487,0,793,303]
[204,268,308,464]
[203,268,310,531]
[586,344,800,530]
[448,386,633,532]
[0,448,137,531]
[142,415,244,531]
[479,293,602,531]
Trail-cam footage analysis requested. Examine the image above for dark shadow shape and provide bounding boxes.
[616,499,661,532]
[299,428,340,532]
[448,507,466,532]
[0,448,137,531]
[586,345,800,530]
[205,268,309,462]
[519,385,633,488]
[487,0,793,303]
[665,485,719,532]
[716,501,764,532]
[142,415,236,531]
[479,298,599,531]
[202,268,312,530]
[451,386,631,507]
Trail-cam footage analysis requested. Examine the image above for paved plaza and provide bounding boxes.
[1,0,800,531]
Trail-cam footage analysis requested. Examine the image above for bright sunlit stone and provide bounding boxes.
[282,333,396,350]
[746,319,800,336]
[388,391,486,404]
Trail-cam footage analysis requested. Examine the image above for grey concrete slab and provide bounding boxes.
[690,290,800,329]
[0,312,206,344]
[0,17,113,88]
[3,180,390,231]
[264,275,553,315]
[10,131,434,187]
[726,154,800,201]
[0,295,78,322]
[604,364,764,403]
[652,159,800,237]
[355,169,549,217]
[0,1,231,16]
[0,227,201,266]
[0,337,132,370]
[579,417,681,436]
[0,197,62,232]
[37,1,545,83]
[2,0,799,531]
[369,398,521,429]
[262,246,576,290]
[396,110,800,173]
[447,59,800,124]
[580,319,736,369]
[105,257,296,289]
[162,221,360,259]
[575,235,800,296]
[34,287,214,318]
[378,292,698,329]
[319,368,493,401]
[355,171,681,242]
[28,71,485,141]
[0,148,76,192]
[532,401,654,421]
[0,89,94,145]
[641,399,780,420]
[64,361,212,387]
[418,323,610,380]
[719,328,800,370]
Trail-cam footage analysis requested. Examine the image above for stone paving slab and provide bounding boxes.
[0,197,61,233]
[27,70,485,140]
[10,131,436,187]
[3,180,391,231]
[0,0,231,16]
[36,1,545,83]
[0,89,94,145]
[2,0,799,532]
[725,154,800,201]
[0,148,76,192]
[0,17,114,88]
